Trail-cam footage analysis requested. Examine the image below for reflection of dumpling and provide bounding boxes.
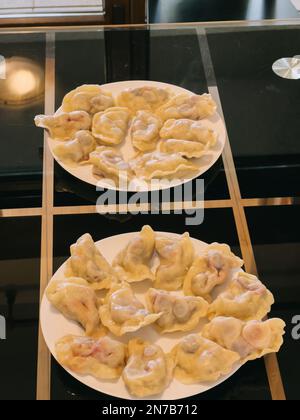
[65,233,118,290]
[130,110,162,152]
[99,283,161,336]
[159,139,206,158]
[146,288,208,333]
[123,339,173,397]
[56,335,126,379]
[116,86,170,114]
[160,119,217,146]
[54,130,96,163]
[184,243,244,302]
[92,107,130,145]
[61,84,114,114]
[89,146,132,184]
[202,317,285,363]
[171,334,239,384]
[34,111,91,141]
[46,278,99,335]
[154,233,194,291]
[208,272,275,321]
[157,94,217,121]
[113,225,155,283]
[130,151,198,180]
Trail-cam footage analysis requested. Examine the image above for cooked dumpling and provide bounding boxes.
[65,233,118,290]
[130,110,162,152]
[130,151,199,181]
[92,107,130,145]
[116,86,170,114]
[157,93,217,121]
[159,139,207,158]
[171,334,239,384]
[56,335,126,379]
[54,130,96,163]
[113,225,155,283]
[184,243,244,302]
[61,84,114,114]
[202,317,285,363]
[160,118,217,146]
[89,146,132,184]
[146,288,209,333]
[123,339,173,397]
[154,232,194,291]
[99,283,161,336]
[34,111,91,141]
[46,277,100,335]
[208,272,275,321]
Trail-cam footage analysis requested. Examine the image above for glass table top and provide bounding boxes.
[0,20,299,401]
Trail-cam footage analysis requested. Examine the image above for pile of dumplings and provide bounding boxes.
[46,225,285,398]
[35,84,218,185]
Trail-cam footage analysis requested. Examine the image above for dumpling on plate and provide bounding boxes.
[130,110,162,152]
[34,111,91,141]
[154,232,194,291]
[171,334,239,384]
[130,151,199,181]
[202,316,286,363]
[54,130,96,164]
[208,272,275,321]
[156,93,217,121]
[113,225,155,283]
[159,139,207,158]
[46,277,100,336]
[99,283,161,336]
[184,243,244,302]
[116,86,170,114]
[56,335,127,379]
[160,118,217,146]
[92,107,130,145]
[65,233,118,290]
[123,338,174,397]
[61,84,114,114]
[146,288,209,333]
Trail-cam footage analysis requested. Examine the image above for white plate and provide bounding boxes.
[48,80,226,192]
[41,231,242,400]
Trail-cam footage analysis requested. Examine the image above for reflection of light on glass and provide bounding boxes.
[0,55,5,79]
[246,0,264,19]
[7,69,37,96]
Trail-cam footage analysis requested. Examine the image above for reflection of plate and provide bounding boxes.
[41,231,241,400]
[48,80,226,192]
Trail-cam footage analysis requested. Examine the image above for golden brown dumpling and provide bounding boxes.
[130,110,162,152]
[160,118,217,145]
[92,107,130,145]
[116,86,170,114]
[159,139,207,158]
[61,84,114,114]
[54,130,96,164]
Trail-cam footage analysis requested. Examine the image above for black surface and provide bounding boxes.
[246,205,300,401]
[207,26,300,198]
[0,217,41,400]
[0,33,45,209]
[149,0,300,23]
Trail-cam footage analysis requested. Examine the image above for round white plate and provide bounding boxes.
[48,80,226,192]
[41,231,242,400]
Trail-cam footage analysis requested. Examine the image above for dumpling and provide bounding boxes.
[208,272,275,321]
[154,232,194,291]
[56,335,126,379]
[160,118,217,146]
[123,339,173,397]
[99,283,161,336]
[202,317,285,363]
[54,130,96,163]
[159,139,207,158]
[130,110,162,152]
[113,225,155,283]
[171,334,239,384]
[61,84,114,114]
[65,233,118,290]
[34,111,91,141]
[156,93,217,121]
[116,86,170,114]
[146,288,209,333]
[130,151,199,181]
[46,277,100,335]
[184,243,244,302]
[92,107,130,145]
[89,146,133,184]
